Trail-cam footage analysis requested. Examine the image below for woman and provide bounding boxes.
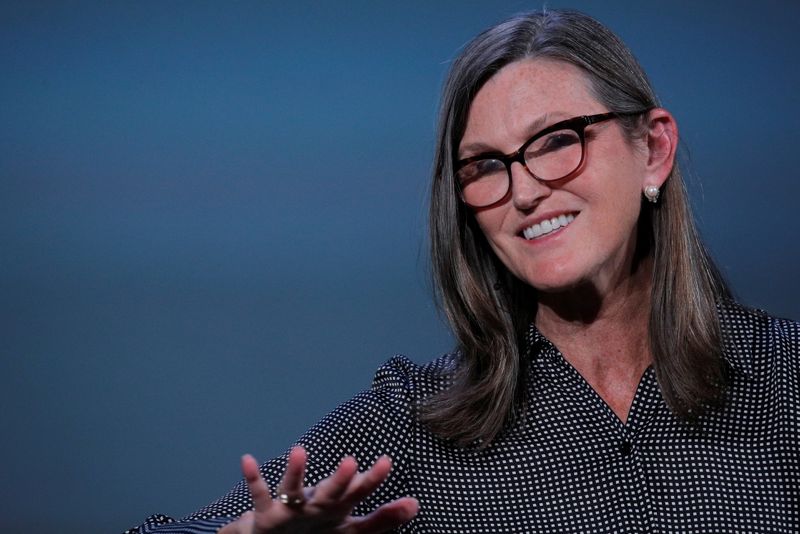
[128,9,798,533]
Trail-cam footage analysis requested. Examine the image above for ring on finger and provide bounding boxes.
[277,492,306,508]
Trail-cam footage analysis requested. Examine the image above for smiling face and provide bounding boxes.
[459,59,651,295]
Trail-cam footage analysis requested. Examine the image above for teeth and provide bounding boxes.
[522,214,575,240]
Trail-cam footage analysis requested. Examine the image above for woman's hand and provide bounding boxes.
[218,446,418,533]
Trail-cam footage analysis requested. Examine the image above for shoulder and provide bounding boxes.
[306,352,459,431]
[717,299,800,378]
[370,352,460,403]
[286,353,460,483]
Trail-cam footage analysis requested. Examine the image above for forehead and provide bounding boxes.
[460,59,600,150]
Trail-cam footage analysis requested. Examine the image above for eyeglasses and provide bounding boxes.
[455,110,650,208]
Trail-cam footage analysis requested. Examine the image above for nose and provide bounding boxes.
[509,161,551,211]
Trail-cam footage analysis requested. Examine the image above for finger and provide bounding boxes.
[241,454,272,514]
[311,456,358,506]
[346,497,419,533]
[277,445,307,498]
[342,455,393,505]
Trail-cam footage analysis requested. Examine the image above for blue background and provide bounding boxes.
[1,1,798,532]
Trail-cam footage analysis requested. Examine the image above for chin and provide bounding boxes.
[530,280,584,295]
[520,269,585,294]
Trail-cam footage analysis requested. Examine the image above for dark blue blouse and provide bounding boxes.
[126,301,799,533]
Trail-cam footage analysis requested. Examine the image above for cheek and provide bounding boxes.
[472,210,515,261]
[590,194,640,246]
[588,164,646,225]
[473,209,505,243]
[605,191,641,224]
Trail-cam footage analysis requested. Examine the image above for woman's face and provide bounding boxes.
[459,59,653,295]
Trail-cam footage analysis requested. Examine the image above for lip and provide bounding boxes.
[516,210,580,237]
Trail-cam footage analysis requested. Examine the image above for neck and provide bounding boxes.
[534,255,654,422]
[535,256,652,346]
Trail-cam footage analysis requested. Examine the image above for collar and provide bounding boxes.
[524,322,563,365]
[524,299,757,379]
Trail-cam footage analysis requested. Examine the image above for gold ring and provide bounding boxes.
[277,493,305,507]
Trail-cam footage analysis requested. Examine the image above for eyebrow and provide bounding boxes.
[458,112,570,160]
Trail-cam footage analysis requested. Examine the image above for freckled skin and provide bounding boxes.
[462,58,680,422]
[461,59,650,296]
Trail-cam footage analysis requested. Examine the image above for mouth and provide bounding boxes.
[521,213,576,240]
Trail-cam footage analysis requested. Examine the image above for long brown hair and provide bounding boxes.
[423,9,731,446]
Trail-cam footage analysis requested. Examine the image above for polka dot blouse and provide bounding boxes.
[126,301,799,533]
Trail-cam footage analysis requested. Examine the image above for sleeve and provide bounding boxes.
[123,355,420,534]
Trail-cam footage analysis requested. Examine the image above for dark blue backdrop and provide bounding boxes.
[1,1,798,532]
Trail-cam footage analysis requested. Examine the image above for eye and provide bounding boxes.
[457,158,506,184]
[528,130,580,158]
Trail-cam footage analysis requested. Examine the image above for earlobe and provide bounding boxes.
[644,108,678,189]
[643,185,661,203]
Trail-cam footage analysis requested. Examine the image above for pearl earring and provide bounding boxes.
[644,185,660,203]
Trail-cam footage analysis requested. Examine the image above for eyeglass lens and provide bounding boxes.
[457,127,583,207]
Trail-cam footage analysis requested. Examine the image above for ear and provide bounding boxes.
[642,108,678,189]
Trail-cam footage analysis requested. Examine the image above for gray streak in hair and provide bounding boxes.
[423,9,730,446]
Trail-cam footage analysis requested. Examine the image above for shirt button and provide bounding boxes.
[620,440,633,456]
